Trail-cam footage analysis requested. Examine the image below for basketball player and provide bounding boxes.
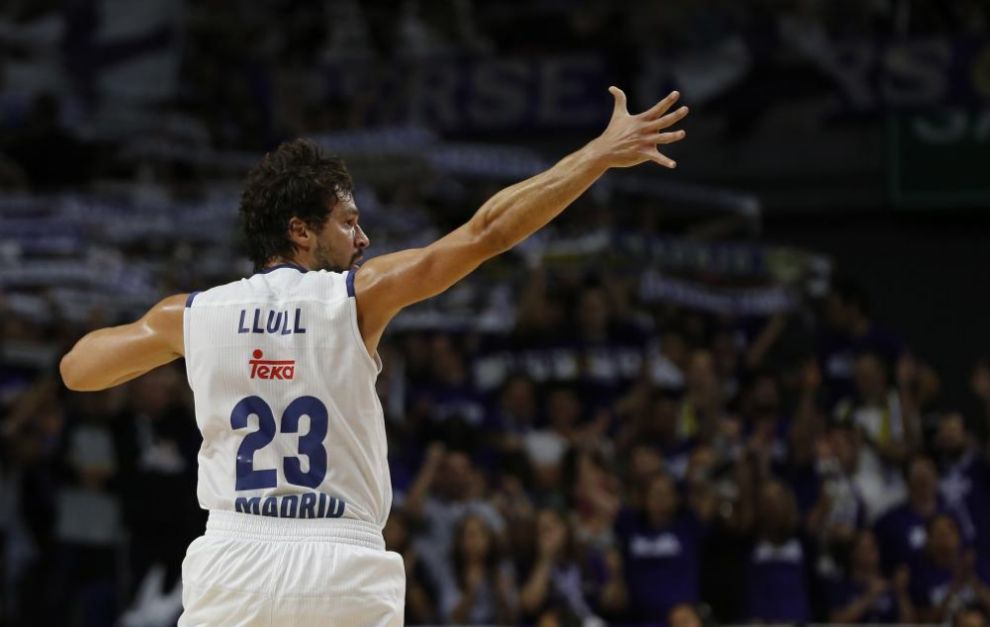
[59,86,689,626]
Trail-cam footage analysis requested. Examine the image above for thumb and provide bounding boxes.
[608,86,628,118]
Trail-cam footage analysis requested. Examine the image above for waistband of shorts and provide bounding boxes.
[205,509,385,551]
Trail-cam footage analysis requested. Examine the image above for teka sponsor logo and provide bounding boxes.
[249,349,295,380]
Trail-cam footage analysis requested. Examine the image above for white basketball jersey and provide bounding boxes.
[182,264,391,526]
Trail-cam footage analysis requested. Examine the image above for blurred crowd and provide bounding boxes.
[3,2,990,627]
[3,0,990,190]
[374,273,990,626]
[3,257,990,626]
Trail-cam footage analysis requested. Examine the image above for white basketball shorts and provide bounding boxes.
[178,510,405,626]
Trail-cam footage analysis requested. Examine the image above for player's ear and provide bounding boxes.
[287,216,311,247]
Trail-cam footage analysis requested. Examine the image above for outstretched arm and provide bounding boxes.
[355,87,689,352]
[60,294,187,391]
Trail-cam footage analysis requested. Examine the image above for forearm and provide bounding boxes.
[353,87,686,336]
[830,594,874,623]
[2,377,57,436]
[896,591,916,623]
[404,451,443,519]
[745,313,786,368]
[898,389,923,449]
[520,560,553,613]
[470,143,608,255]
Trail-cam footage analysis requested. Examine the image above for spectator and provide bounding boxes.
[487,373,539,448]
[647,328,689,389]
[405,443,506,600]
[739,370,789,476]
[806,425,867,555]
[3,5,990,626]
[828,529,915,623]
[408,334,487,431]
[113,365,202,615]
[383,507,438,624]
[616,472,708,624]
[748,480,810,623]
[47,389,123,627]
[1,93,90,189]
[567,447,622,551]
[678,350,727,443]
[0,377,63,625]
[441,514,518,625]
[910,514,990,623]
[519,507,606,625]
[969,360,990,447]
[835,351,918,462]
[617,386,694,481]
[875,454,951,573]
[818,277,904,403]
[569,282,646,391]
[935,412,990,566]
[711,327,743,401]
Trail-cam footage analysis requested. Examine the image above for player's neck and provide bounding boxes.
[265,256,313,272]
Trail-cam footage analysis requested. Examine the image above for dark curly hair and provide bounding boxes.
[239,138,353,269]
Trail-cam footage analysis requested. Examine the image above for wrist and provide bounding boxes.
[581,138,613,172]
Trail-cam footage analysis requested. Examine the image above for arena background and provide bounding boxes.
[2,1,990,626]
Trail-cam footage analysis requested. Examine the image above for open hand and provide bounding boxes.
[591,87,689,169]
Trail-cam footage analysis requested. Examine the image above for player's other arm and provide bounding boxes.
[60,294,187,391]
[355,87,688,351]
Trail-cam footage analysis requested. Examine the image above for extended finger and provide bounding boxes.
[647,106,690,130]
[649,150,677,169]
[655,129,686,145]
[642,90,680,119]
[608,86,628,118]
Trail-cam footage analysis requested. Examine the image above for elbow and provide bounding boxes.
[477,223,513,257]
[468,211,512,257]
[60,351,83,390]
[60,349,97,391]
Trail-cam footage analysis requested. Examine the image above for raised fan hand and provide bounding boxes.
[591,87,689,169]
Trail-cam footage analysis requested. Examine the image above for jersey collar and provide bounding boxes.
[258,262,309,274]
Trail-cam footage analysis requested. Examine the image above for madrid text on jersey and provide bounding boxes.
[235,491,346,519]
[237,307,307,335]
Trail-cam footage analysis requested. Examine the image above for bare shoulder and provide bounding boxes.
[353,248,423,300]
[146,293,191,355]
[352,224,495,355]
[150,293,191,320]
[354,225,490,313]
[351,249,423,351]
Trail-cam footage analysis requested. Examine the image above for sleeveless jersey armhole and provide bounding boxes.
[182,305,194,388]
[345,269,382,376]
